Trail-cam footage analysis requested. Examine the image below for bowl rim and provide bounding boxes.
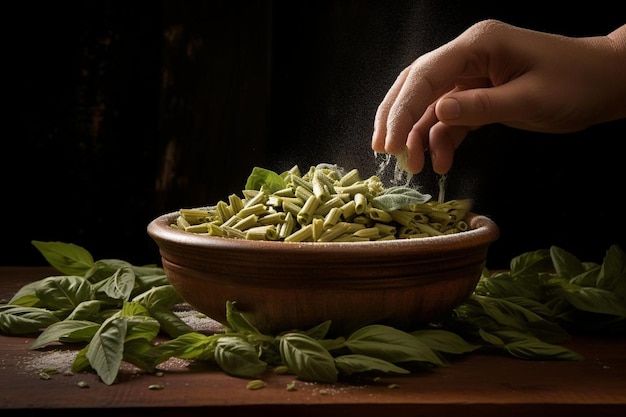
[147,210,500,257]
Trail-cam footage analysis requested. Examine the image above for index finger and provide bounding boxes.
[375,44,472,156]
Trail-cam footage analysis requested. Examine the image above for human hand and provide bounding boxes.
[372,20,626,174]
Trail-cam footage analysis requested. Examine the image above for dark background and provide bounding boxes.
[4,0,625,269]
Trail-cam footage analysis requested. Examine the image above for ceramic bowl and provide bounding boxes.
[147,211,499,335]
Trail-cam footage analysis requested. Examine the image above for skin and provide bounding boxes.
[372,20,626,174]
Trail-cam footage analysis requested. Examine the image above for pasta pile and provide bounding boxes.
[171,164,472,242]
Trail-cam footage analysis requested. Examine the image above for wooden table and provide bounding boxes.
[1,267,625,416]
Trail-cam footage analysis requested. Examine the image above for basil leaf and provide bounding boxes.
[36,275,94,312]
[214,336,267,378]
[550,246,587,279]
[31,320,100,349]
[335,354,410,375]
[92,267,136,302]
[225,301,261,335]
[410,329,480,354]
[31,240,95,276]
[509,248,553,277]
[86,316,128,385]
[245,167,286,193]
[347,324,444,366]
[151,332,218,362]
[0,305,60,335]
[551,283,626,317]
[279,333,338,383]
[504,339,583,361]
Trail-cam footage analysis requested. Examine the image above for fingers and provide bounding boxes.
[372,67,411,153]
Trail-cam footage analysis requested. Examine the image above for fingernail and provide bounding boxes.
[438,98,461,120]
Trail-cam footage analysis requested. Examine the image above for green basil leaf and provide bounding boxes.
[66,300,107,321]
[133,285,183,310]
[0,305,60,335]
[31,320,100,349]
[149,307,194,338]
[410,329,480,354]
[245,167,286,193]
[86,316,128,385]
[151,332,218,362]
[225,301,260,335]
[7,280,43,307]
[279,333,338,383]
[347,324,444,366]
[550,246,587,279]
[214,336,267,378]
[597,245,626,299]
[31,241,95,276]
[335,354,410,375]
[504,339,583,361]
[509,248,553,277]
[553,284,626,317]
[35,276,94,312]
[92,267,136,302]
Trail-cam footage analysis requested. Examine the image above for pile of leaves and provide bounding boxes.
[0,241,624,386]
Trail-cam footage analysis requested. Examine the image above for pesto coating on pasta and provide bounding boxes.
[171,164,472,242]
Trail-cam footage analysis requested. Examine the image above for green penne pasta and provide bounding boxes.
[412,222,443,236]
[216,200,234,223]
[228,194,244,214]
[336,168,360,186]
[318,222,351,242]
[334,182,369,197]
[278,212,295,239]
[246,225,279,241]
[273,187,296,197]
[222,214,242,228]
[237,203,270,218]
[284,223,313,242]
[244,190,267,208]
[390,210,417,227]
[315,196,345,216]
[295,185,313,202]
[354,192,368,214]
[176,215,191,229]
[282,200,303,217]
[233,214,259,231]
[222,226,246,239]
[258,212,286,225]
[333,235,369,242]
[185,223,209,234]
[340,200,356,220]
[289,174,312,192]
[374,223,396,236]
[455,220,469,231]
[207,223,225,236]
[367,207,393,223]
[297,195,320,226]
[345,223,366,233]
[427,211,452,225]
[352,227,380,240]
[352,215,374,227]
[179,208,211,224]
[173,163,474,243]
[312,218,324,242]
[323,207,342,228]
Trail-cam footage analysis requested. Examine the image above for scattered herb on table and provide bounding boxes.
[1,240,624,386]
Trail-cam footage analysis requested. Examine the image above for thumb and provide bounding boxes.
[434,79,534,127]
